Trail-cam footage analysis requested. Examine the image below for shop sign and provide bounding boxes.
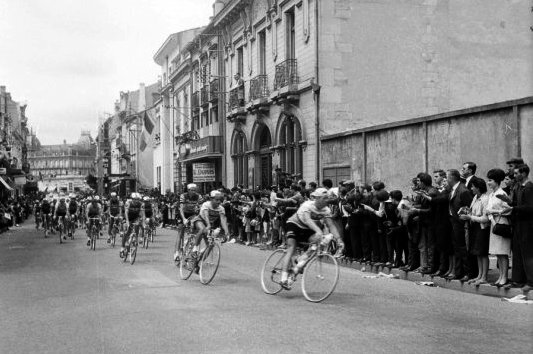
[15,176,27,185]
[192,163,216,182]
[0,168,5,175]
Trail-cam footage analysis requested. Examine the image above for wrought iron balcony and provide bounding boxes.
[209,78,219,102]
[191,91,200,111]
[229,86,245,111]
[200,86,209,107]
[274,59,299,90]
[249,75,269,101]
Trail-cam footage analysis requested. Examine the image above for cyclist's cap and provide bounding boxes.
[210,190,223,198]
[110,192,117,197]
[187,183,197,190]
[310,188,328,197]
[143,196,149,201]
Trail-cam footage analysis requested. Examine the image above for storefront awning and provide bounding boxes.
[0,176,14,191]
[180,153,223,164]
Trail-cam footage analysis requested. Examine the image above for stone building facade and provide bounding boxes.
[27,131,96,193]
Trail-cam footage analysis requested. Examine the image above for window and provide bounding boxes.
[157,166,161,190]
[286,10,295,59]
[211,107,218,123]
[279,115,303,177]
[258,31,266,75]
[237,47,244,77]
[201,111,208,127]
[322,167,351,187]
[232,131,248,187]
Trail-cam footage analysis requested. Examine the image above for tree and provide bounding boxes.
[86,174,97,190]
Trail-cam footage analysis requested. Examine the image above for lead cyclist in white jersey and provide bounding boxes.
[279,188,344,289]
[190,190,230,256]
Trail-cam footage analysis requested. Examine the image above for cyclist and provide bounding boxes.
[143,196,154,233]
[279,188,343,289]
[34,199,42,229]
[67,194,78,238]
[173,183,202,262]
[54,197,69,241]
[41,197,52,236]
[190,190,229,257]
[85,196,102,246]
[107,192,123,243]
[120,192,144,258]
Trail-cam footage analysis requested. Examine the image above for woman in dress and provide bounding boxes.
[460,177,490,286]
[484,169,512,287]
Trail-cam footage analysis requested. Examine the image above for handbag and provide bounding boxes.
[493,215,512,239]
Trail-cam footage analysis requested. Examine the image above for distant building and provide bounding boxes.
[27,131,96,193]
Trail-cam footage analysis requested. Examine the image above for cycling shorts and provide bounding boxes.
[286,222,316,244]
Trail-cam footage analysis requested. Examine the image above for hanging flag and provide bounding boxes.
[144,111,154,134]
[139,132,147,152]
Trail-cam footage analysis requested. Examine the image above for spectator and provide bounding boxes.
[461,162,477,190]
[460,177,490,286]
[485,168,512,287]
[504,164,533,292]
[446,169,473,281]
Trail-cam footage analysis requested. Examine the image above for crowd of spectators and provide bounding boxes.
[0,194,38,232]
[155,157,532,293]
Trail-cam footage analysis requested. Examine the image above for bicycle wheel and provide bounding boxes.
[111,230,116,248]
[260,249,285,295]
[301,253,339,303]
[199,243,221,285]
[143,229,149,249]
[130,236,137,265]
[179,237,195,280]
[91,226,97,251]
[58,222,63,244]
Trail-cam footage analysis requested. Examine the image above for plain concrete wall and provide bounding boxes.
[322,98,533,193]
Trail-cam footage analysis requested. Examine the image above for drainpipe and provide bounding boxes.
[314,0,321,183]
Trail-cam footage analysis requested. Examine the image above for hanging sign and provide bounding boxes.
[192,163,215,182]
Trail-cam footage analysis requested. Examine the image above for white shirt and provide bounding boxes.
[450,182,460,200]
[465,175,474,187]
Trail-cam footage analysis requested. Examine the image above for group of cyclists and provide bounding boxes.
[33,192,158,254]
[31,182,341,293]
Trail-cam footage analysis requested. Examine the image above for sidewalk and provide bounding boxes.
[243,239,532,300]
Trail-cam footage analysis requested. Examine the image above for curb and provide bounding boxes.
[251,243,531,300]
[336,257,532,300]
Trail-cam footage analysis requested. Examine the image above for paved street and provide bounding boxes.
[0,221,531,354]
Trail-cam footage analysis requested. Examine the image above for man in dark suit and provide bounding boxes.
[461,162,477,191]
[503,164,533,292]
[447,169,473,280]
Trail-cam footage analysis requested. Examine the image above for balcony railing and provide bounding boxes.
[229,86,245,111]
[249,75,269,101]
[274,59,299,90]
[200,86,209,107]
[191,91,200,111]
[209,78,219,102]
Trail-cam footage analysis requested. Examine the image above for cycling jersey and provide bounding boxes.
[109,198,121,216]
[87,203,100,217]
[68,201,78,214]
[287,201,332,230]
[126,200,142,220]
[41,201,51,214]
[197,201,225,227]
[180,192,201,215]
[144,201,153,218]
[56,202,67,216]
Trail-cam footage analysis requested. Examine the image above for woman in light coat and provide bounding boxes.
[485,169,512,287]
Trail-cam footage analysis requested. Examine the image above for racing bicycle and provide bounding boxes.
[180,228,222,285]
[260,234,340,303]
[122,220,142,265]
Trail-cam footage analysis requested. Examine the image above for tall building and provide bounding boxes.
[27,131,96,193]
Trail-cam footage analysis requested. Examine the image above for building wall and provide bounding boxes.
[223,0,319,187]
[319,0,533,136]
[321,98,533,193]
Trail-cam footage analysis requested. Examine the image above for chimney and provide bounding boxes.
[213,0,225,17]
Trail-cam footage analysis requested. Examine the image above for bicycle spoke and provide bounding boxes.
[301,254,339,303]
[260,249,285,295]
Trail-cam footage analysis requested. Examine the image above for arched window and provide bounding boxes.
[278,114,303,177]
[232,130,248,187]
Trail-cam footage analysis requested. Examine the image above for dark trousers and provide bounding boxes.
[418,223,436,271]
[361,222,373,260]
[407,221,420,269]
[450,218,469,277]
[394,226,409,266]
[348,216,363,260]
[340,217,352,258]
[378,229,387,262]
[511,229,533,286]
